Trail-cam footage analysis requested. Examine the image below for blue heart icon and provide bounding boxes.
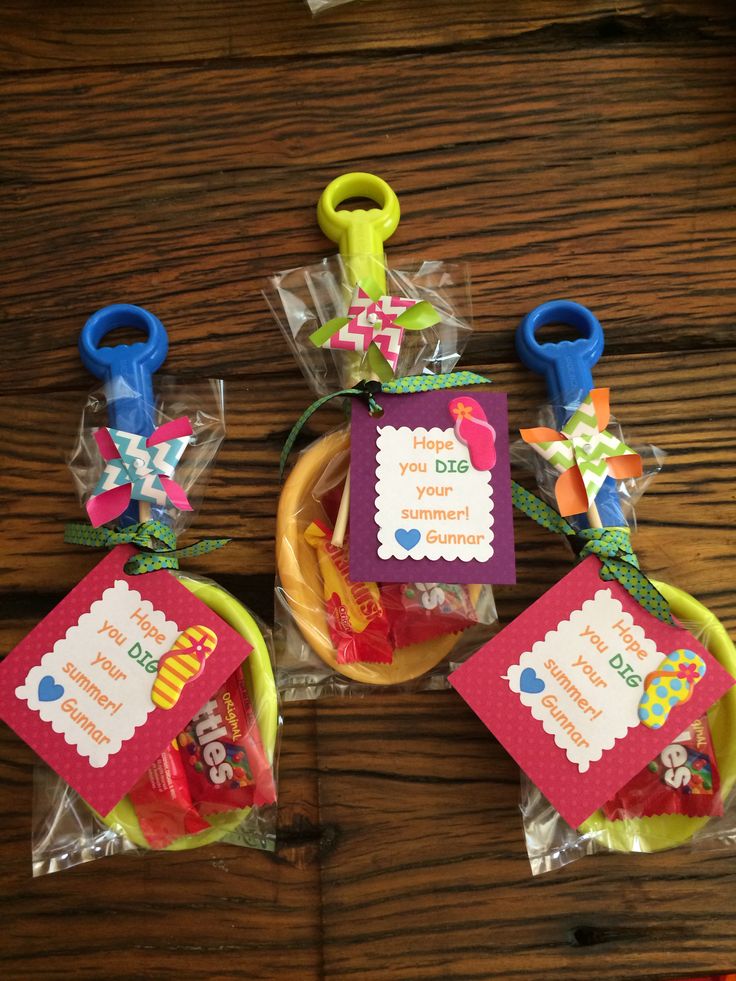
[395,528,421,551]
[38,675,64,702]
[519,668,545,695]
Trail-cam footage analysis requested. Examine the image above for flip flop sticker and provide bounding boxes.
[449,396,496,471]
[152,625,218,710]
[638,648,706,729]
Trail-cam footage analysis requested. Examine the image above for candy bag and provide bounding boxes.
[269,173,498,699]
[28,305,281,874]
[508,301,736,875]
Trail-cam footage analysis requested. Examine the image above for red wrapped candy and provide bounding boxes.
[128,742,209,849]
[602,716,722,821]
[381,582,478,648]
[305,520,394,664]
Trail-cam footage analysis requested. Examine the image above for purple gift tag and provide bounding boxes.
[349,389,516,584]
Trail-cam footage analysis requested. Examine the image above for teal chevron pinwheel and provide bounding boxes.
[309,280,441,381]
[520,388,642,517]
[87,416,193,527]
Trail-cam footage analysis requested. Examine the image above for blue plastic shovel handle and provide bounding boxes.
[79,304,168,436]
[515,299,626,527]
[79,304,169,525]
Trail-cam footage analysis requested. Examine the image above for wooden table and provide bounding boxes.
[1,2,735,978]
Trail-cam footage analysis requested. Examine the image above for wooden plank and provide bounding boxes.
[0,349,734,639]
[316,693,736,980]
[0,0,731,71]
[0,689,324,980]
[3,41,736,392]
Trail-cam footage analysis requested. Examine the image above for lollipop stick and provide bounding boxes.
[332,358,383,548]
[331,463,351,548]
[332,472,351,548]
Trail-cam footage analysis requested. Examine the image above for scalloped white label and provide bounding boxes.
[375,425,494,562]
[15,580,180,768]
[504,589,661,772]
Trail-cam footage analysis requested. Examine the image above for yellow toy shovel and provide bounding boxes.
[277,173,483,686]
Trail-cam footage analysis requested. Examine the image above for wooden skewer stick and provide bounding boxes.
[139,501,152,523]
[331,471,351,548]
[586,500,603,529]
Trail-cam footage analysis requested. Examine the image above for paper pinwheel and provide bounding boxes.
[309,283,441,379]
[520,388,642,517]
[87,417,193,527]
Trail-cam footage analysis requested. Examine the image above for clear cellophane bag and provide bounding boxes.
[512,405,736,873]
[32,379,282,874]
[267,257,498,699]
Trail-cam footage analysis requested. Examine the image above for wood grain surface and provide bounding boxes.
[1,1,735,979]
[1,0,733,71]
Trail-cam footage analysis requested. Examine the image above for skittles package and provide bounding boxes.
[602,716,722,821]
[179,668,277,816]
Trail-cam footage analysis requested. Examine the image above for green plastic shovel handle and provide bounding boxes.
[317,172,400,293]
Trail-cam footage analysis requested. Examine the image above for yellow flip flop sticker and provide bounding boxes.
[638,648,706,729]
[152,625,218,710]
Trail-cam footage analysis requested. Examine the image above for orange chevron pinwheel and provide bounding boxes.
[520,388,642,517]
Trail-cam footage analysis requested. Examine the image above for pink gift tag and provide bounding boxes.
[0,545,252,815]
[450,556,735,829]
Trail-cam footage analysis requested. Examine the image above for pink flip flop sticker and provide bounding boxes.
[449,396,497,471]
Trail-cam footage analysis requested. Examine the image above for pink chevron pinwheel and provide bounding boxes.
[87,416,193,527]
[325,286,415,372]
[310,284,441,377]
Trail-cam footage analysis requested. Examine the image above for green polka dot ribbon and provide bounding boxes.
[381,370,490,395]
[64,519,230,575]
[280,371,491,477]
[511,481,674,624]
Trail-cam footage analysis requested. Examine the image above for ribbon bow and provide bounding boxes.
[511,481,673,624]
[64,520,230,575]
[520,389,642,517]
[309,283,441,379]
[87,417,193,527]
